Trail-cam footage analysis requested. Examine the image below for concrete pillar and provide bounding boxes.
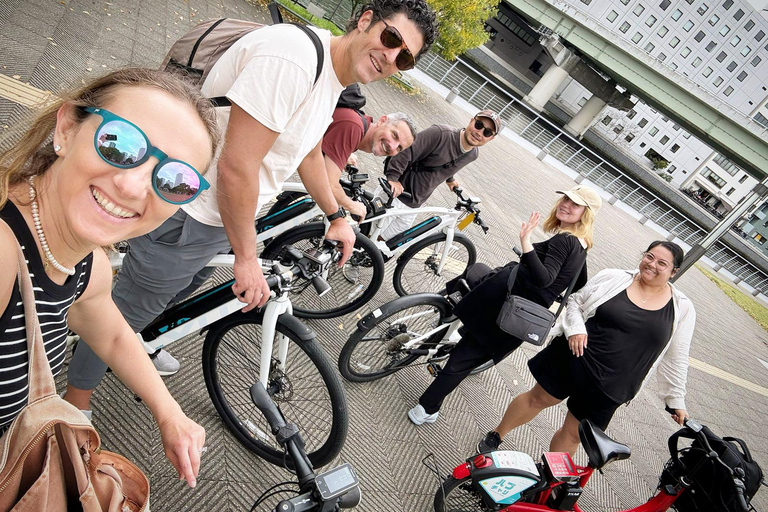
[564,96,607,138]
[733,277,742,285]
[665,232,676,241]
[713,263,722,272]
[608,195,618,205]
[752,289,761,297]
[537,149,549,161]
[574,174,586,184]
[523,64,572,111]
[639,216,648,225]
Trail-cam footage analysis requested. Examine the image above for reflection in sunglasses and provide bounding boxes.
[473,119,495,138]
[380,20,415,71]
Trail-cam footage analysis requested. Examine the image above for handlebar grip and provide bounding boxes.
[338,486,362,509]
[312,276,331,297]
[733,478,750,512]
[512,246,523,257]
[250,382,286,432]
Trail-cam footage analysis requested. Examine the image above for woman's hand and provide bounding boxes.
[158,411,206,488]
[519,211,540,253]
[669,408,689,426]
[568,333,588,357]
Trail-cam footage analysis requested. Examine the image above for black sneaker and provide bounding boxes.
[477,431,502,453]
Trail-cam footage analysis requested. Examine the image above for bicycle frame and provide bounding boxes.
[383,306,463,357]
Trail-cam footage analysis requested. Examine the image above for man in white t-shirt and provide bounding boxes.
[63,0,438,411]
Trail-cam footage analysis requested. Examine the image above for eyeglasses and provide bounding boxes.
[380,20,415,71]
[473,118,495,138]
[642,252,672,271]
[79,107,209,205]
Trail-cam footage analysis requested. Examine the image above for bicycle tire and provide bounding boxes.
[339,294,452,382]
[202,311,348,467]
[261,222,385,319]
[393,231,477,297]
[434,476,490,512]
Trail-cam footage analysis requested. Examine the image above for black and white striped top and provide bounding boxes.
[0,201,92,433]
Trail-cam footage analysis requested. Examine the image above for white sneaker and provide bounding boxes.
[151,349,180,376]
[407,404,439,425]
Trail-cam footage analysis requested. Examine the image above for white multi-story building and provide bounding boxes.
[547,0,768,213]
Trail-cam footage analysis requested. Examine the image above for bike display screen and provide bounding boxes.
[315,463,358,500]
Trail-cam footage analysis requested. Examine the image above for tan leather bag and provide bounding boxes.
[0,240,150,512]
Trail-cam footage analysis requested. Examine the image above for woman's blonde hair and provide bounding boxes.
[542,196,596,249]
[0,68,221,208]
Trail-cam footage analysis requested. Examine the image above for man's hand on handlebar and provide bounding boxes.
[347,200,366,222]
[670,407,689,426]
[325,218,355,266]
[388,180,404,197]
[232,256,272,312]
[447,179,459,191]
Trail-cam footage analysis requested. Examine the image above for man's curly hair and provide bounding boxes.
[346,0,438,60]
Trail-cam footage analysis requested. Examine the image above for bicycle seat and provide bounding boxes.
[578,420,631,470]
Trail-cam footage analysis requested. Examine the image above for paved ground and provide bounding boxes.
[2,1,768,511]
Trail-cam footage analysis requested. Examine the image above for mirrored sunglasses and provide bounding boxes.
[473,119,495,138]
[80,106,209,205]
[380,20,416,71]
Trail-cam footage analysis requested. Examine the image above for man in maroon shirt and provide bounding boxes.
[322,107,417,220]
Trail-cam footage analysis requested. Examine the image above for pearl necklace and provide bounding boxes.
[28,177,75,276]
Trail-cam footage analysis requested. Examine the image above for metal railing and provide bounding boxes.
[416,51,768,296]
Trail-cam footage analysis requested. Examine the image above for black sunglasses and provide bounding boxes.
[380,20,416,71]
[473,118,495,138]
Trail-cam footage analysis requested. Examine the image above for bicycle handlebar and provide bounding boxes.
[263,241,339,294]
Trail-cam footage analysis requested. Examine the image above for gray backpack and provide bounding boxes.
[161,4,324,107]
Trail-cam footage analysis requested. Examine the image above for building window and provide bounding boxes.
[632,32,644,43]
[613,124,624,134]
[620,21,631,33]
[705,41,717,52]
[724,85,734,96]
[720,25,731,36]
[734,8,744,20]
[640,142,647,148]
[739,175,748,184]
[694,30,706,42]
[496,13,538,46]
[697,3,708,15]
[577,97,588,107]
[649,126,659,136]
[633,4,646,16]
[657,26,669,37]
[683,131,691,138]
[659,135,670,144]
[756,30,766,42]
[659,0,671,8]
[607,10,618,22]
[627,109,637,119]
[716,51,727,62]
[737,70,748,81]
[672,9,683,21]
[692,56,702,67]
[672,123,680,130]
[752,55,762,67]
[745,20,755,31]
[620,0,630,4]
[671,144,680,153]
[709,14,720,26]
[701,166,726,188]
[703,66,714,77]
[601,115,612,126]
[681,46,692,58]
[646,15,657,27]
[669,36,681,48]
[727,187,735,196]
[683,20,694,31]
[638,118,649,127]
[644,42,656,52]
[658,52,667,61]
[730,35,741,46]
[625,133,636,142]
[726,61,737,72]
[722,0,733,8]
[670,62,678,70]
[580,0,592,4]
[755,112,768,129]
[713,76,724,86]
[740,46,751,57]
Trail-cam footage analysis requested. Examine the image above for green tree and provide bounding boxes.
[428,0,498,61]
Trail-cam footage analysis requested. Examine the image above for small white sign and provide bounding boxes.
[491,451,539,475]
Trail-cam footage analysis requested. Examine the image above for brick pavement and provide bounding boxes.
[2,1,767,510]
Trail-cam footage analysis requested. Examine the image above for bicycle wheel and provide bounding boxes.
[261,222,385,319]
[434,476,490,512]
[339,294,451,382]
[393,232,477,296]
[203,311,348,467]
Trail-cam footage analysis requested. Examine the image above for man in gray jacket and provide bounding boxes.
[378,110,500,239]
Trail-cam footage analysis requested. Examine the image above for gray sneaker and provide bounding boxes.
[477,431,502,453]
[151,349,180,376]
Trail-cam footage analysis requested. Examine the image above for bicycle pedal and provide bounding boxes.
[427,363,442,377]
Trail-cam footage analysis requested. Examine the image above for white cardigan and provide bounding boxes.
[549,268,696,411]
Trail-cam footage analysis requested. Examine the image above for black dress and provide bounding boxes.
[418,233,586,414]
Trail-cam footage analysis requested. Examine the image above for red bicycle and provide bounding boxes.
[434,416,759,512]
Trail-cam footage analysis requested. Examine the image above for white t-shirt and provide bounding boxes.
[182,24,344,227]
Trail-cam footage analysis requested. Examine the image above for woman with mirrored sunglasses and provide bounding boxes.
[0,68,220,488]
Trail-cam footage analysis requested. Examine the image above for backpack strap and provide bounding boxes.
[415,149,474,173]
[358,112,370,134]
[210,23,324,108]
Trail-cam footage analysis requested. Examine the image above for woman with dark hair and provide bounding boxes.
[408,186,601,426]
[476,240,696,456]
[0,68,220,487]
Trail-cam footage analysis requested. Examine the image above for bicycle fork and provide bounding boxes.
[257,296,293,388]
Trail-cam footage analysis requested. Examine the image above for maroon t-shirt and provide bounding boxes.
[322,108,372,171]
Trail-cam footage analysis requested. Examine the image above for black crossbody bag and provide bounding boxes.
[496,260,584,346]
